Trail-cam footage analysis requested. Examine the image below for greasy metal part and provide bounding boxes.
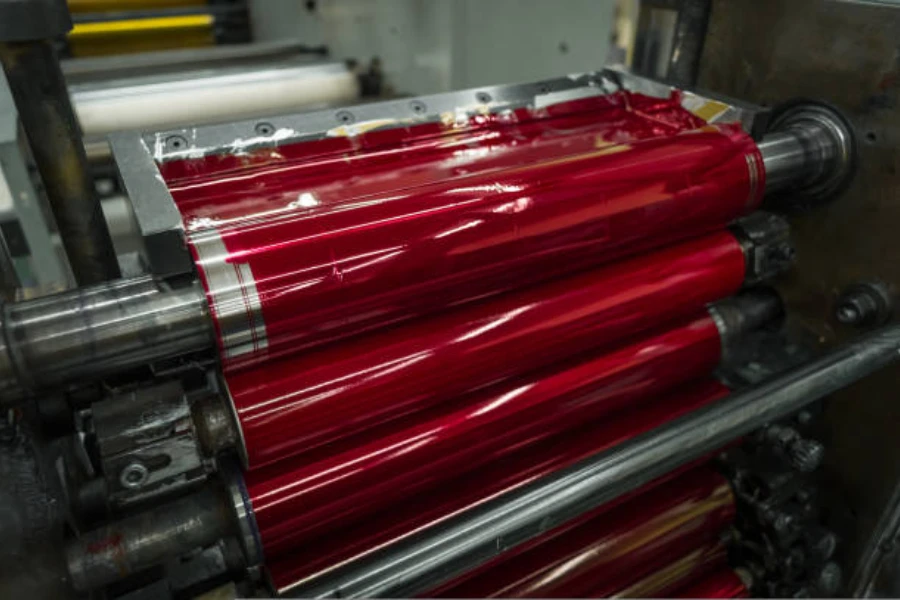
[0,0,70,42]
[709,288,784,360]
[760,102,857,204]
[0,276,212,395]
[92,381,207,507]
[288,323,900,598]
[65,485,233,592]
[667,0,712,86]
[0,39,119,285]
[730,212,795,285]
[760,424,826,473]
[192,394,239,457]
[835,281,893,328]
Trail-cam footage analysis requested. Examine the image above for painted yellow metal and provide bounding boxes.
[67,14,214,57]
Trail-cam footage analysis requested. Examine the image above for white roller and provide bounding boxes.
[71,62,359,138]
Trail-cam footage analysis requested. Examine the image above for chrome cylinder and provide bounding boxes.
[0,276,212,394]
[284,323,900,598]
[759,103,856,200]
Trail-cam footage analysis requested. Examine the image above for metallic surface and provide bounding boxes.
[271,378,731,594]
[287,323,900,598]
[65,486,233,592]
[730,211,794,285]
[0,276,212,392]
[108,131,193,279]
[757,131,818,192]
[675,568,751,598]
[432,468,734,597]
[247,313,724,557]
[222,465,263,568]
[708,288,784,360]
[764,103,856,202]
[835,280,893,327]
[666,0,712,86]
[0,39,119,285]
[229,231,747,468]
[92,382,207,507]
[176,93,762,367]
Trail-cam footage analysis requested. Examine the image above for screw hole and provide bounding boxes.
[256,122,275,136]
[558,41,569,54]
[166,135,187,151]
[409,100,427,114]
[476,91,492,103]
[538,84,550,94]
[336,110,355,124]
[866,131,877,143]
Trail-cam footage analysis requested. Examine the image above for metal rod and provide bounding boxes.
[0,276,212,395]
[0,39,120,285]
[65,486,233,592]
[667,0,712,86]
[285,323,900,598]
[758,131,816,191]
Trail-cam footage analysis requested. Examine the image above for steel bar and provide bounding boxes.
[0,276,211,394]
[667,0,712,86]
[287,323,900,598]
[0,39,119,284]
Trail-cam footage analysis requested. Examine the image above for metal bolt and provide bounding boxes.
[788,438,825,473]
[119,462,149,490]
[835,281,893,328]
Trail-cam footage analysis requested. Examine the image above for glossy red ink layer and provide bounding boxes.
[230,231,745,468]
[602,541,728,599]
[174,92,763,368]
[247,313,722,558]
[162,92,706,215]
[266,378,732,593]
[432,468,734,598]
[675,569,750,598]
